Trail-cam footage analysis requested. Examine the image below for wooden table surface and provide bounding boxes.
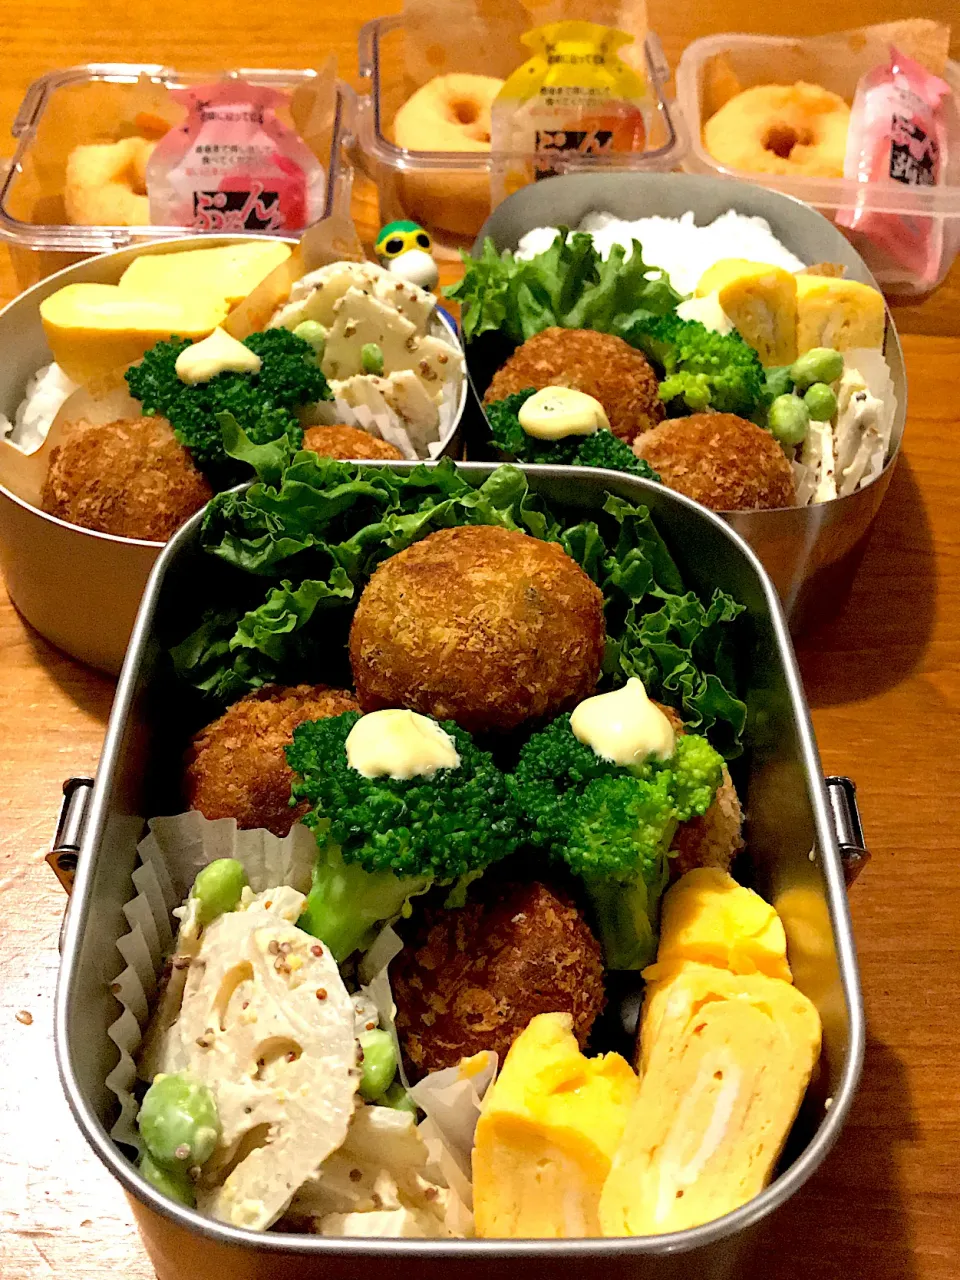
[1,2,958,1277]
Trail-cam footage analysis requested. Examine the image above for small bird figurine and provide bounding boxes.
[375,220,440,291]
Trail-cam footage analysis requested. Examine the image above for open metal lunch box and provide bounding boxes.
[54,462,866,1279]
[462,172,908,626]
[0,227,468,677]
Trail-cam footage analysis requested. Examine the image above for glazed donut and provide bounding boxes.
[392,73,503,238]
[64,137,155,227]
[703,82,850,179]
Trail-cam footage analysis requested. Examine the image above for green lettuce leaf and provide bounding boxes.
[445,231,683,345]
[232,573,355,664]
[219,412,296,490]
[171,456,747,754]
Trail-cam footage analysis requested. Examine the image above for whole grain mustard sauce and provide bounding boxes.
[346,708,460,779]
[570,678,676,765]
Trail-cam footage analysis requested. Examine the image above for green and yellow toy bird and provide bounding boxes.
[375,220,439,291]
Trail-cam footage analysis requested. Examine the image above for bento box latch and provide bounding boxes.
[825,776,870,886]
[46,776,94,896]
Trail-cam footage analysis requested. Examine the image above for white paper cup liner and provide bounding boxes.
[105,812,317,1150]
[301,312,463,460]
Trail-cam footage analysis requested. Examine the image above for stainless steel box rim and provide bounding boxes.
[55,462,865,1267]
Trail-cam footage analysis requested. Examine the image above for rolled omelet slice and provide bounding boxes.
[119,241,292,307]
[695,259,798,366]
[599,963,821,1236]
[473,1012,638,1238]
[642,867,793,991]
[795,276,885,353]
[39,284,229,386]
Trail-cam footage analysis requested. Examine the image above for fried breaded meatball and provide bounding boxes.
[670,767,744,878]
[184,684,360,837]
[302,424,404,461]
[41,415,212,540]
[659,703,744,877]
[633,413,795,512]
[392,881,606,1078]
[483,327,664,442]
[349,525,605,734]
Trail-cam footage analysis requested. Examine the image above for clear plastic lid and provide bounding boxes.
[675,33,960,298]
[0,63,353,257]
[357,15,686,246]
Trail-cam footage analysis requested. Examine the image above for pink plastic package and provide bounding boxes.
[837,48,952,285]
[146,82,325,232]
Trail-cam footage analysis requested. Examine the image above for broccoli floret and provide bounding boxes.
[125,328,331,476]
[573,430,661,481]
[485,389,660,481]
[485,390,537,456]
[624,314,764,419]
[286,711,519,961]
[670,733,724,821]
[509,712,724,969]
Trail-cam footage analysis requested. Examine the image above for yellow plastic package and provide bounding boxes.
[491,20,653,202]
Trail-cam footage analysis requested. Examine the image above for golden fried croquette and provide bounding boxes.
[302,424,404,461]
[392,881,606,1078]
[670,767,744,878]
[659,703,744,878]
[483,327,664,442]
[349,525,605,734]
[184,684,360,837]
[41,416,213,541]
[633,413,795,512]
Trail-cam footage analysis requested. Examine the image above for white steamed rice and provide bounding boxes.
[0,362,78,453]
[515,210,806,296]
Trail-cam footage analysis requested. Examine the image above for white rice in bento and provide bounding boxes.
[516,210,806,297]
[0,362,77,453]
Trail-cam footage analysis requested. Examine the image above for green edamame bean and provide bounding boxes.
[381,1080,419,1115]
[293,321,326,360]
[767,394,810,448]
[138,1150,196,1207]
[358,1028,398,1101]
[138,1073,221,1171]
[764,365,794,401]
[361,342,384,376]
[803,382,839,422]
[790,347,844,391]
[190,858,247,925]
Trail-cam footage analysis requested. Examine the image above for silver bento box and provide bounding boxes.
[463,172,907,624]
[55,462,865,1280]
[0,238,468,676]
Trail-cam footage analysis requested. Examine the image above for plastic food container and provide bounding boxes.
[54,460,865,1279]
[676,34,960,301]
[464,171,907,624]
[0,64,353,289]
[357,15,685,251]
[0,232,468,675]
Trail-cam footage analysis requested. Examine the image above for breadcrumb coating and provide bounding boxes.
[184,684,360,837]
[483,327,664,442]
[349,525,605,734]
[302,424,404,461]
[392,880,607,1078]
[633,413,795,512]
[41,415,212,540]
